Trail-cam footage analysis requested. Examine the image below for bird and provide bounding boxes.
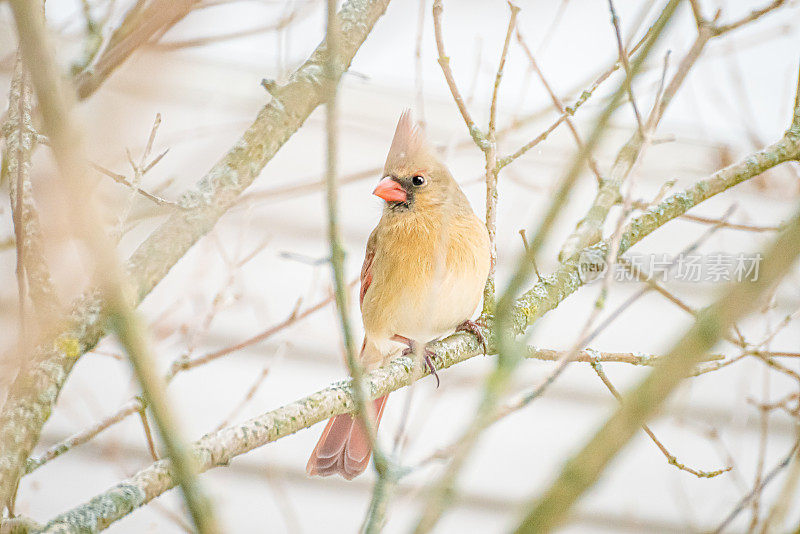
[306,110,491,480]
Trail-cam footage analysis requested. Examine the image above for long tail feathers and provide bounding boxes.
[306,395,388,480]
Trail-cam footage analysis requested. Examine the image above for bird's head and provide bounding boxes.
[374,110,456,213]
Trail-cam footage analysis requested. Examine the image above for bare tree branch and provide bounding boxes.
[713,440,799,533]
[90,162,178,208]
[711,0,786,36]
[478,1,519,312]
[74,0,201,99]
[607,0,644,135]
[152,1,313,51]
[3,55,59,331]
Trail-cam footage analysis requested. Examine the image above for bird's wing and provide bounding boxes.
[359,229,377,308]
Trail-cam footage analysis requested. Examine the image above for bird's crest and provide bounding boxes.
[384,109,431,174]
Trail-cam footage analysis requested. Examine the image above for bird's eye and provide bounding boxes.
[411,175,426,187]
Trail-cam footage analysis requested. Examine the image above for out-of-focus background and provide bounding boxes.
[1,0,800,532]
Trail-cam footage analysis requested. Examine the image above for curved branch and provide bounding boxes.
[74,0,200,99]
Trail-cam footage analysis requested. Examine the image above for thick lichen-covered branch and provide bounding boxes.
[3,56,58,324]
[0,0,391,523]
[514,118,800,333]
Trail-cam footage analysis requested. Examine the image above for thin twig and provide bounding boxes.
[25,398,144,474]
[414,0,427,128]
[497,14,659,169]
[713,441,799,533]
[762,444,800,532]
[482,1,519,311]
[214,364,273,432]
[711,0,786,36]
[173,286,345,376]
[137,407,159,462]
[688,0,705,29]
[91,162,178,207]
[591,362,730,478]
[517,229,540,279]
[488,3,518,138]
[608,0,645,135]
[535,0,570,56]
[154,2,312,50]
[679,213,783,232]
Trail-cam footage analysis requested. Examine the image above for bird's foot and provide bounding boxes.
[396,336,441,388]
[421,348,441,388]
[456,319,488,354]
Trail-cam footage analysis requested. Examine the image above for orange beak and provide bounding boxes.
[373,177,407,202]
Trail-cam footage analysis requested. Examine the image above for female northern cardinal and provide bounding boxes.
[306,110,490,479]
